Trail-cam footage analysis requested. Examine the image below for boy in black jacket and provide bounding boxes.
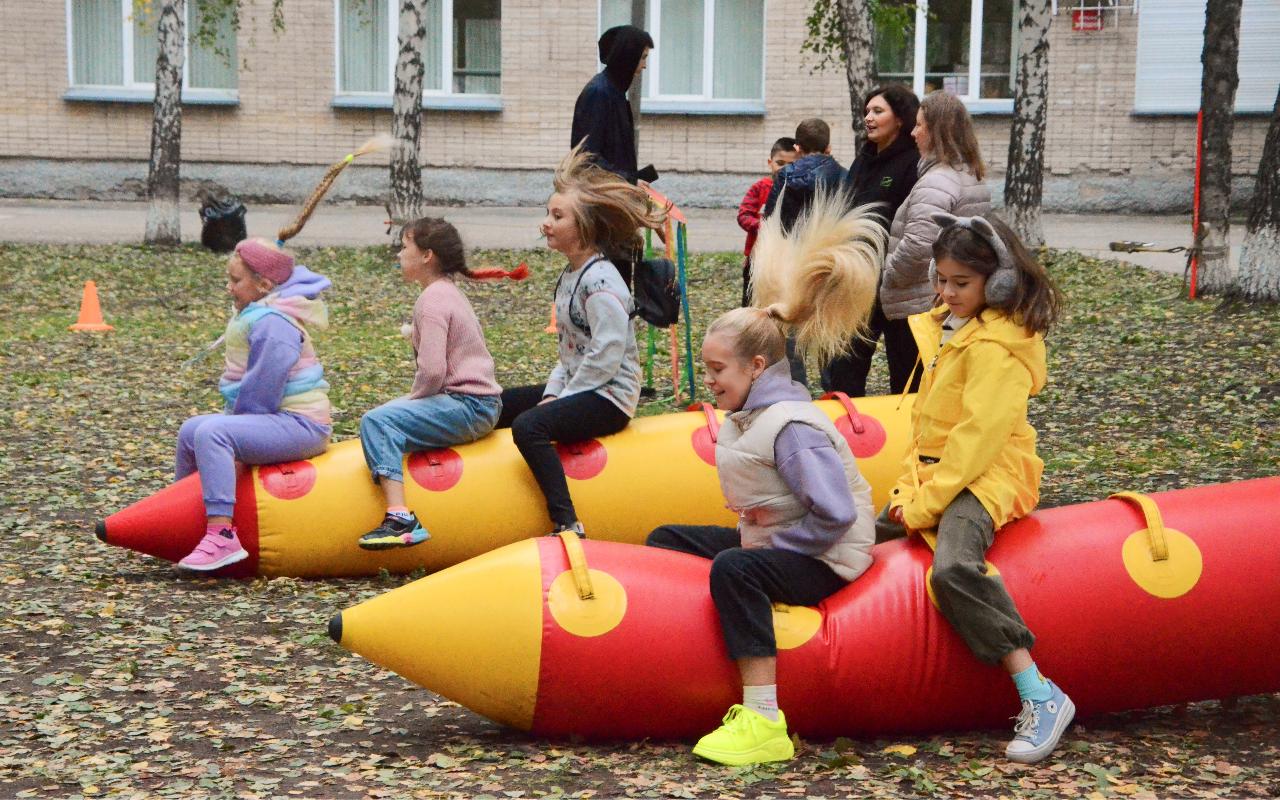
[762,119,846,234]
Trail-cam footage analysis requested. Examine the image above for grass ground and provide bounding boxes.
[1,243,1277,798]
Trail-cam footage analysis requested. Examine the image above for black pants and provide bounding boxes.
[497,385,630,527]
[822,299,921,396]
[646,525,847,660]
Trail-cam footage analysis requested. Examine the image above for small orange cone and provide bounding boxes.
[70,280,114,332]
[544,303,557,334]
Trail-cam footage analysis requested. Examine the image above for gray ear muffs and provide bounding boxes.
[928,257,938,286]
[929,213,1020,310]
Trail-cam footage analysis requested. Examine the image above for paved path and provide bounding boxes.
[0,199,1244,276]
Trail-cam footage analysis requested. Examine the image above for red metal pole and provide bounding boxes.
[1189,110,1204,299]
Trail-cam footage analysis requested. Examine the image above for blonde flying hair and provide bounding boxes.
[555,143,668,262]
[920,91,986,181]
[710,190,885,368]
[276,134,392,244]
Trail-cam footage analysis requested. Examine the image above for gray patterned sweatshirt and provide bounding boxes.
[544,256,642,417]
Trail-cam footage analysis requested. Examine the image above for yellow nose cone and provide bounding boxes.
[330,539,544,730]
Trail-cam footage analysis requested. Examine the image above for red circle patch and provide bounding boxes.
[407,448,464,492]
[555,439,607,480]
[691,427,717,466]
[835,414,888,459]
[259,460,318,500]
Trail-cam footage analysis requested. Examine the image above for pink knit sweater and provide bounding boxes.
[408,278,501,399]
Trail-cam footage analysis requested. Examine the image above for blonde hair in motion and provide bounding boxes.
[554,142,668,262]
[277,134,393,244]
[715,189,884,368]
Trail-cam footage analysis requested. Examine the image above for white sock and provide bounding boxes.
[743,684,779,722]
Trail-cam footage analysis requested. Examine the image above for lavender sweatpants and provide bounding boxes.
[175,412,331,517]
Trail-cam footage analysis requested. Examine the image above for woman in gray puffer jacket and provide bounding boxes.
[879,91,991,392]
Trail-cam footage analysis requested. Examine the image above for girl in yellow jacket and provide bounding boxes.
[878,212,1070,765]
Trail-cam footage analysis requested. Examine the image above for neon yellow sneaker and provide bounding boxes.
[692,704,794,766]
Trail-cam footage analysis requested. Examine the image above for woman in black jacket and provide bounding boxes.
[824,84,921,397]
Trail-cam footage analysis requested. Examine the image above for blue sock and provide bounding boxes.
[1012,663,1053,702]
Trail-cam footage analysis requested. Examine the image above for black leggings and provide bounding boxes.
[646,525,847,660]
[497,385,630,527]
[822,299,921,396]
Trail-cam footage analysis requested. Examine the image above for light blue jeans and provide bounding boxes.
[359,392,501,483]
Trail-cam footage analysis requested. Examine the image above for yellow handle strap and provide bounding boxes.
[558,531,595,600]
[1109,491,1170,561]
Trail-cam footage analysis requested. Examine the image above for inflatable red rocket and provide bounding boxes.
[329,478,1280,739]
[96,395,910,578]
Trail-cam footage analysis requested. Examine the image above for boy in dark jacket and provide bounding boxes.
[737,137,797,306]
[571,25,659,186]
[762,119,846,234]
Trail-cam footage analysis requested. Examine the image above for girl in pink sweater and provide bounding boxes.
[357,218,503,549]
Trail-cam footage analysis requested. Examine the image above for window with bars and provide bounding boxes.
[336,0,500,98]
[67,0,237,92]
[599,0,765,110]
[873,0,1017,113]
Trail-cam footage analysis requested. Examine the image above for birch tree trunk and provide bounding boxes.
[1236,85,1280,301]
[628,0,646,154]
[144,0,185,246]
[835,0,876,151]
[1003,0,1052,248]
[389,0,426,224]
[1194,0,1243,295]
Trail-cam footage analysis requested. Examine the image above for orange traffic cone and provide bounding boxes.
[70,280,114,332]
[544,303,557,334]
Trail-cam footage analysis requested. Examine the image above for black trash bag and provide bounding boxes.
[200,195,247,253]
[632,257,681,328]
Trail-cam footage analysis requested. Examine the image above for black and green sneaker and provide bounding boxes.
[358,513,430,550]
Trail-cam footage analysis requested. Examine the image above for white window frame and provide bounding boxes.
[883,0,1015,114]
[331,0,503,112]
[597,0,765,115]
[64,0,238,104]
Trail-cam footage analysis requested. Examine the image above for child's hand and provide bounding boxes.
[400,323,413,340]
[889,505,912,533]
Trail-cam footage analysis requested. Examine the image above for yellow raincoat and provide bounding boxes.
[891,306,1046,531]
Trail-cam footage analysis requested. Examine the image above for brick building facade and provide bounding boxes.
[1,0,1275,211]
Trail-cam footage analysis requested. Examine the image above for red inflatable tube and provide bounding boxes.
[333,477,1280,739]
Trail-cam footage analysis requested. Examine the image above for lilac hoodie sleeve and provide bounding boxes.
[768,421,858,556]
[233,313,303,414]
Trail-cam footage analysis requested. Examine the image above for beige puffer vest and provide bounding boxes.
[717,401,876,582]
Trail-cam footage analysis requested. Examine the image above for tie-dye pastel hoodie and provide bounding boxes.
[218,265,332,425]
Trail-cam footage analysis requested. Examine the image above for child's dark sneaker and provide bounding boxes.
[1005,680,1075,764]
[545,521,586,539]
[177,526,248,572]
[358,513,430,550]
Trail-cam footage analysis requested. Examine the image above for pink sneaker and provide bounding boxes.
[177,526,248,573]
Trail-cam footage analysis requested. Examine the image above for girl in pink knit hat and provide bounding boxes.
[173,236,334,572]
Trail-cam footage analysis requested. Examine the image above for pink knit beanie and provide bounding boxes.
[235,239,294,285]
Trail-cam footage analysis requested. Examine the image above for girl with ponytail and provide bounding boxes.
[646,192,885,766]
[356,218,513,550]
[174,139,385,572]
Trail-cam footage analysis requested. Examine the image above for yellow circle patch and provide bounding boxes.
[771,603,822,650]
[925,562,1001,610]
[1122,528,1203,599]
[547,569,627,638]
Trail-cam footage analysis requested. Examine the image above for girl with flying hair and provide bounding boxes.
[646,191,885,766]
[878,90,991,394]
[495,145,666,538]
[174,139,386,572]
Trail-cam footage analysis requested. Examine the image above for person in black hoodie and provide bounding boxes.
[823,84,922,397]
[571,25,659,186]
